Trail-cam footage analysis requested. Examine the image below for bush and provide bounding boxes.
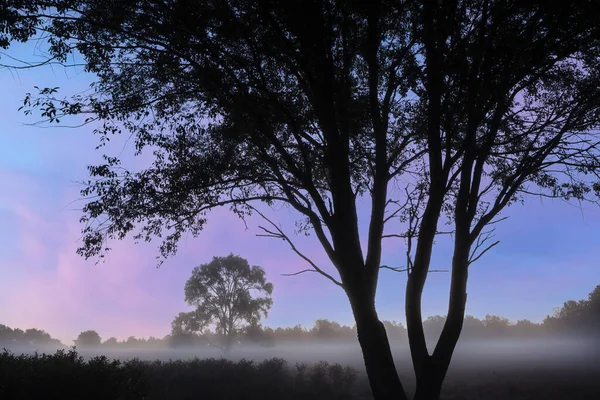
[0,348,366,400]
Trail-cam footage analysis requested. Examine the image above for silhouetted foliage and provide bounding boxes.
[242,319,275,347]
[9,1,600,399]
[0,348,366,400]
[75,330,102,348]
[0,0,42,48]
[380,321,408,341]
[543,284,600,337]
[460,315,486,339]
[102,337,118,347]
[171,255,273,354]
[0,325,63,349]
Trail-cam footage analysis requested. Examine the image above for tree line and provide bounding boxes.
[2,284,598,350]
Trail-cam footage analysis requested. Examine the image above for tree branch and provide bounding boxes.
[249,205,343,288]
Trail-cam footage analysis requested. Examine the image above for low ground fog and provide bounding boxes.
[3,339,599,399]
[8,338,599,381]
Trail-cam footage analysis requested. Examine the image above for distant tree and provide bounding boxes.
[167,332,196,348]
[0,325,14,344]
[0,325,62,347]
[311,319,343,341]
[336,323,358,341]
[381,321,407,341]
[273,324,309,343]
[125,336,141,347]
[263,327,276,343]
[172,255,273,354]
[483,315,510,337]
[589,285,600,306]
[242,319,264,343]
[587,286,600,332]
[461,316,485,338]
[422,315,447,341]
[554,300,589,321]
[242,319,275,347]
[543,285,600,336]
[511,319,541,338]
[23,328,54,346]
[170,312,206,348]
[146,336,163,347]
[75,330,101,347]
[102,337,118,347]
[11,328,24,343]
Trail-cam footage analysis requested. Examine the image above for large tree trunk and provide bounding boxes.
[411,242,471,400]
[412,356,447,400]
[350,299,409,400]
[411,296,467,399]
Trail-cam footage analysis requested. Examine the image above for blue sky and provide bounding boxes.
[0,43,599,345]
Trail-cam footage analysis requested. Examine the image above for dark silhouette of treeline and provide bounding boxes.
[2,285,598,350]
[0,325,62,349]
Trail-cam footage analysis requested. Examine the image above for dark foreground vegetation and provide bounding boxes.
[1,346,599,400]
[0,348,367,400]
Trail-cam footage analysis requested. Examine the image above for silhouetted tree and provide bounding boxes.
[0,325,63,348]
[171,255,273,354]
[543,285,600,336]
[146,336,163,347]
[11,328,24,343]
[102,337,118,347]
[22,328,57,347]
[483,315,510,337]
[337,323,358,341]
[0,325,12,344]
[511,319,541,339]
[0,325,23,345]
[381,321,407,341]
[587,286,600,333]
[124,336,140,347]
[422,315,446,342]
[74,330,101,347]
[13,2,600,399]
[461,315,485,339]
[272,324,309,343]
[242,319,275,347]
[311,319,345,341]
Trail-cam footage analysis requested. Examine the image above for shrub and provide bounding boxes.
[0,348,365,400]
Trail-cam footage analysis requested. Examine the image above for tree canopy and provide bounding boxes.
[0,325,63,348]
[74,330,102,347]
[4,1,600,399]
[544,284,600,335]
[171,254,273,353]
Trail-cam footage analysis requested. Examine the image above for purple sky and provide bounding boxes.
[1,44,599,345]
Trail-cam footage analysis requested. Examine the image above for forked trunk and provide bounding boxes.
[411,307,466,400]
[351,301,409,400]
[410,246,471,400]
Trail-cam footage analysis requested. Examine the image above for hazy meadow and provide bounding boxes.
[3,338,599,399]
